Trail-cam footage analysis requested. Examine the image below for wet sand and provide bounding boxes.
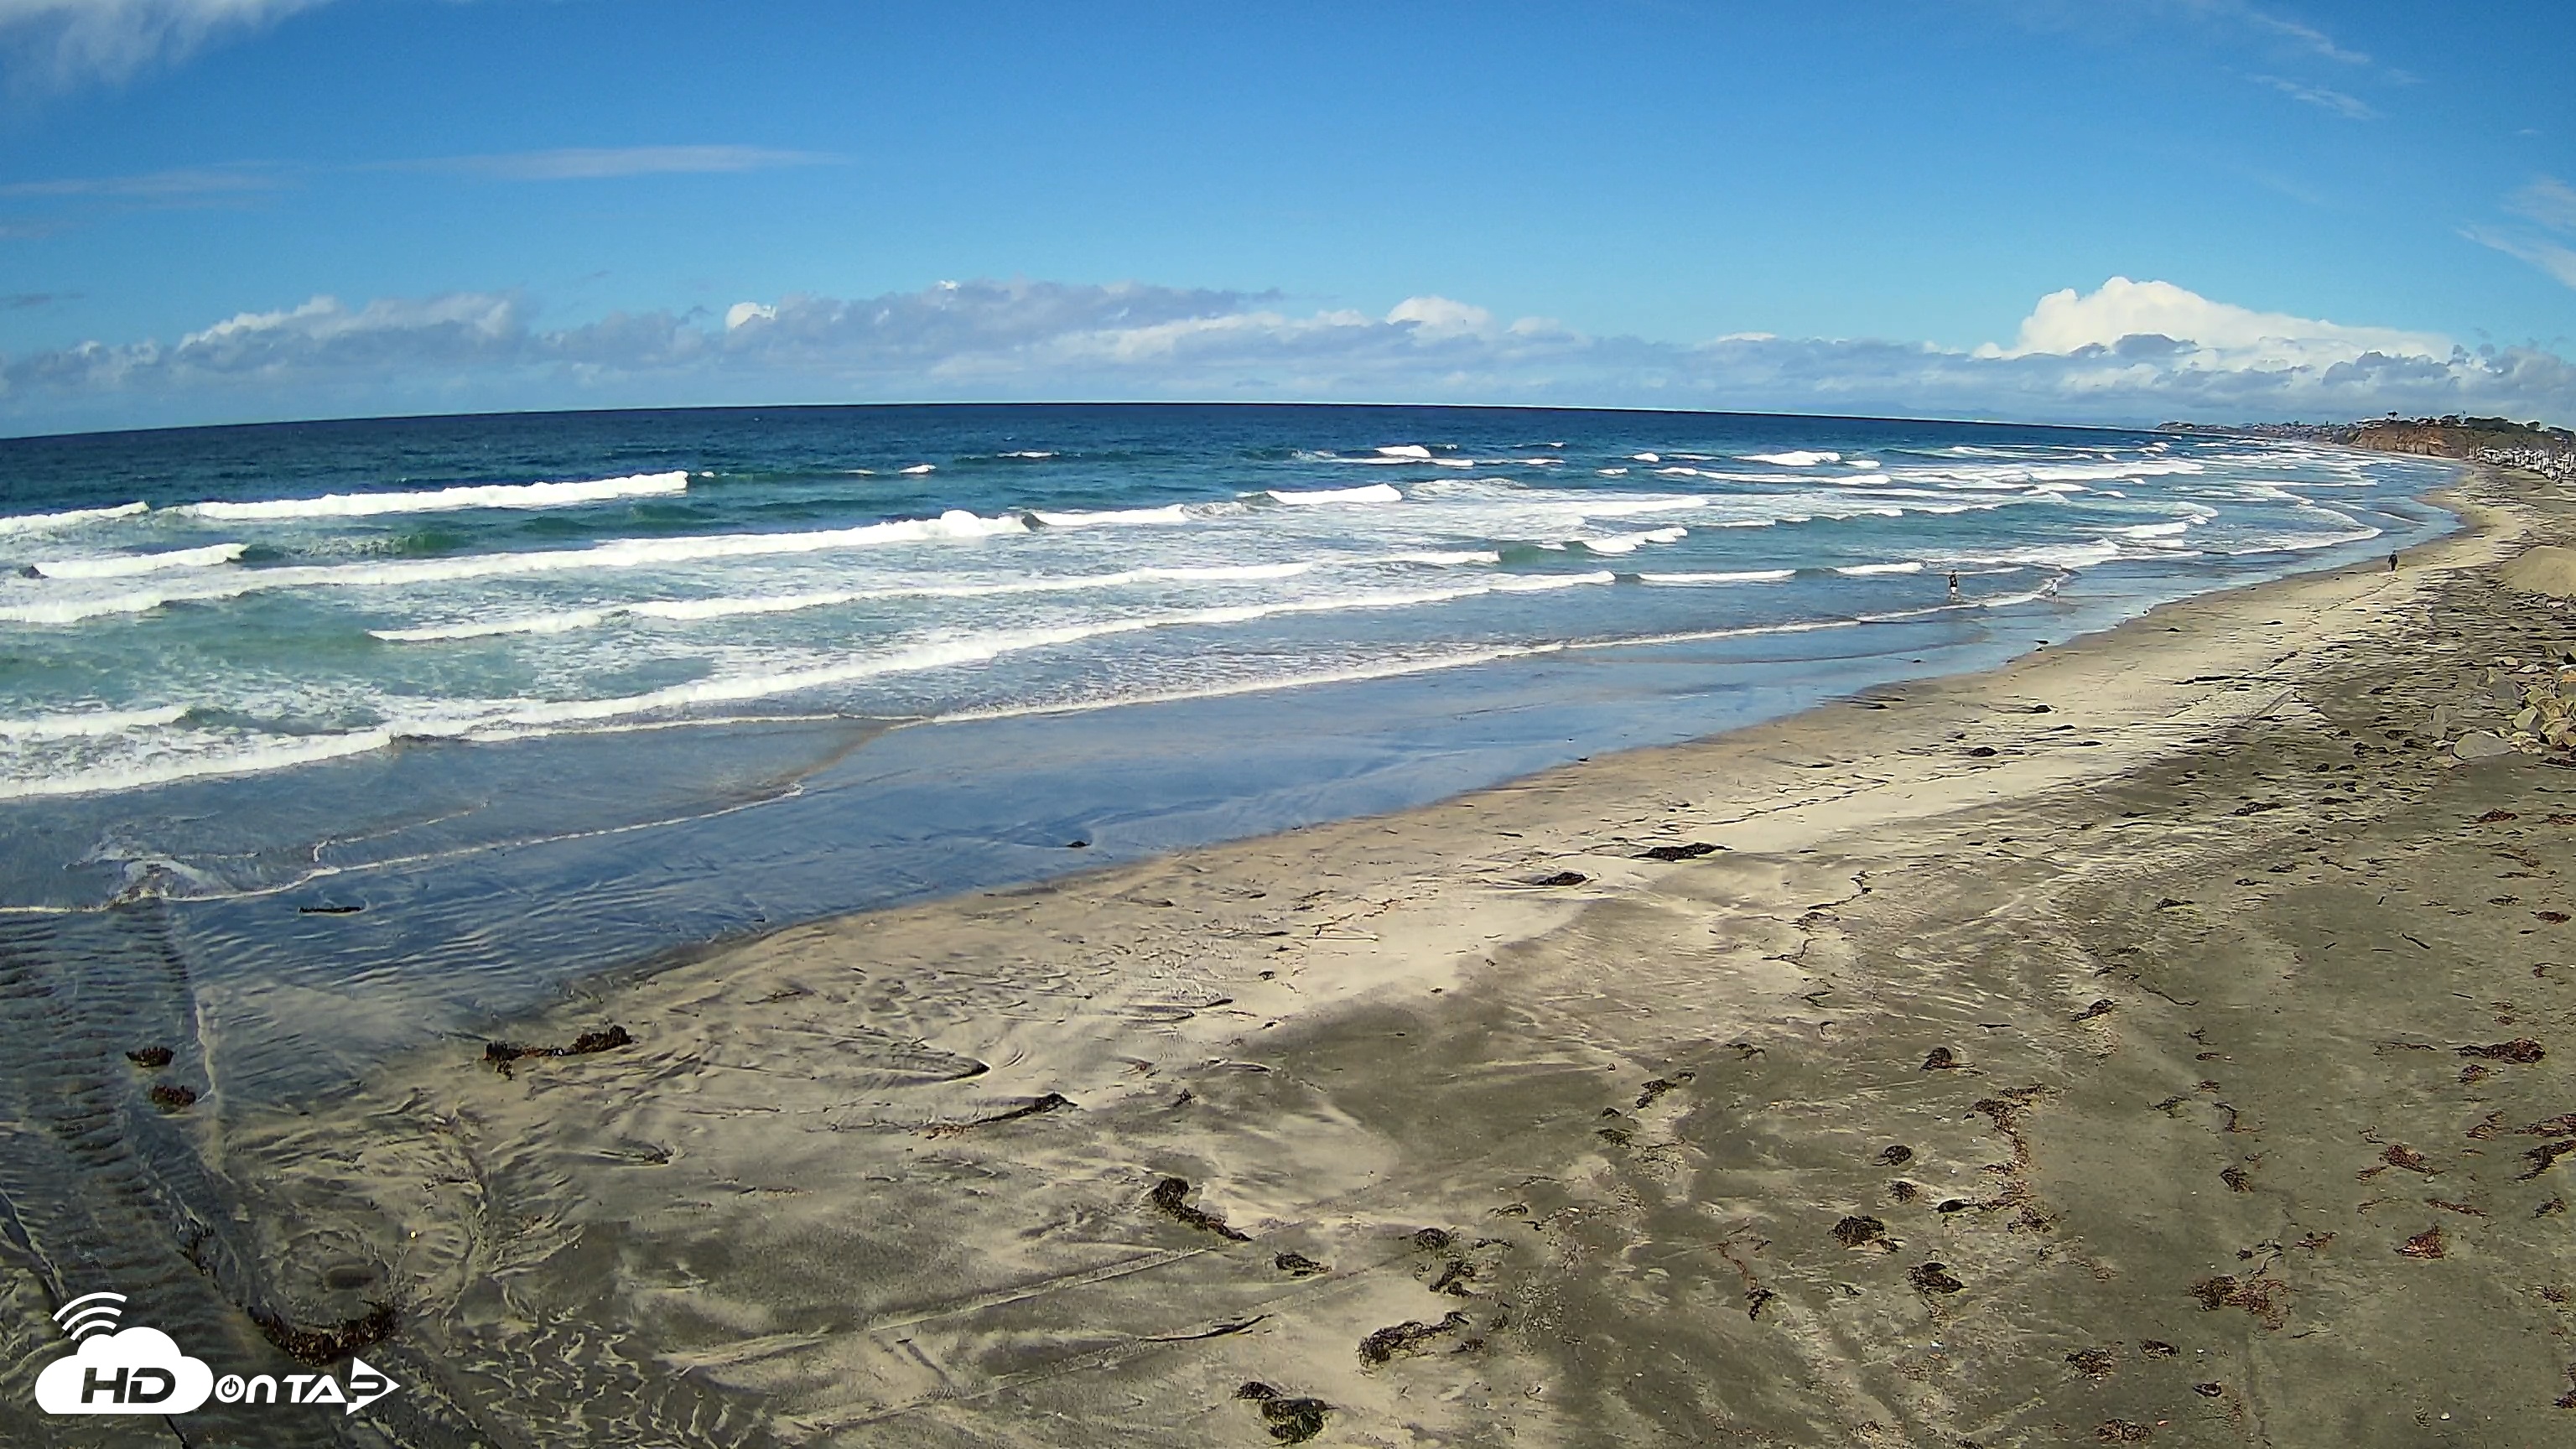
[176,465,2576,1446]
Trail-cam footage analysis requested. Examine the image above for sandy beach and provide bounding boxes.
[191,462,2576,1447]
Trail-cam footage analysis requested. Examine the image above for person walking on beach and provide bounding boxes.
[1946,570,1962,603]
[2389,552,2400,572]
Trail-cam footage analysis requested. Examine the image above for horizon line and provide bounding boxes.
[0,397,2188,448]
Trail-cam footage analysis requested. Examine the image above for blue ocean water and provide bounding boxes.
[0,403,2454,1096]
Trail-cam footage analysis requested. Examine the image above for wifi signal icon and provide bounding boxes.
[53,1292,127,1342]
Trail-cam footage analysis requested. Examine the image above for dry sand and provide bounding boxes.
[204,465,2576,1447]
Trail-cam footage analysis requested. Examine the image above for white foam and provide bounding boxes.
[900,464,937,475]
[1488,571,1618,592]
[0,704,189,740]
[2222,526,2383,555]
[1,511,1031,625]
[1000,451,1056,459]
[2115,521,2193,538]
[1636,569,1796,585]
[369,560,1325,642]
[1629,453,1661,463]
[1029,505,1192,527]
[0,728,398,802]
[1832,561,1924,576]
[1266,484,1403,506]
[1374,444,1433,458]
[30,543,245,579]
[491,579,1611,729]
[178,471,688,520]
[1744,450,1839,466]
[1383,551,1503,566]
[1576,527,1688,555]
[1948,540,2125,569]
[0,501,150,534]
[1596,468,1630,477]
[1574,496,1705,518]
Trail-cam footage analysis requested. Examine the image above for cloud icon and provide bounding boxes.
[35,1327,214,1415]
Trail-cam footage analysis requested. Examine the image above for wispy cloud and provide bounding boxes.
[2467,227,2576,291]
[0,0,325,90]
[2467,177,2576,292]
[2248,74,2374,119]
[2227,4,2370,65]
[6,275,2568,434]
[402,146,842,182]
[0,163,285,199]
[3,290,73,308]
[2509,176,2576,234]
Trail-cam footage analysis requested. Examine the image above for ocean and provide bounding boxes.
[0,402,2454,1099]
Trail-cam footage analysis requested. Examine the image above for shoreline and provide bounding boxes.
[37,462,2576,1446]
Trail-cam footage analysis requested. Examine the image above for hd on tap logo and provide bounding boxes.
[34,1291,397,1417]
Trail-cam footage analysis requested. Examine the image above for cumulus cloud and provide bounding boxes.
[0,0,322,89]
[1985,276,2450,368]
[5,274,2571,434]
[1384,295,1495,337]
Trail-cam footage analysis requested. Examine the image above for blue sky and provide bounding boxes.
[1,0,2572,434]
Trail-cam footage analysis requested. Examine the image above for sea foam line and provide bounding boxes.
[8,572,1629,799]
[30,543,245,579]
[1266,484,1403,505]
[0,704,189,740]
[1635,569,1797,585]
[368,561,1324,642]
[175,471,688,520]
[483,573,1617,729]
[0,510,1031,625]
[0,501,150,535]
[371,553,1517,644]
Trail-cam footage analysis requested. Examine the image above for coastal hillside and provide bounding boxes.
[2164,415,2576,481]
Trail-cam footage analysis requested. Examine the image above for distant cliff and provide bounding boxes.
[2160,415,2576,481]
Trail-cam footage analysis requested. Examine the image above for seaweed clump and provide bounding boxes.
[1148,1177,1251,1242]
[1233,1383,1332,1443]
[482,1024,635,1076]
[251,1301,398,1366]
[1358,1311,1471,1365]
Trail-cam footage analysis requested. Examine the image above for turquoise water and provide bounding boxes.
[0,403,2455,1098]
[1,403,2448,804]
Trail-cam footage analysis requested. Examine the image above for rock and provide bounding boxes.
[2454,730,2518,761]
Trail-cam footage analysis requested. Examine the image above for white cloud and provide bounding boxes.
[407,146,841,182]
[2468,226,2576,291]
[1985,276,2449,368]
[2509,177,2576,235]
[2228,4,2370,65]
[0,0,321,88]
[2470,178,2576,292]
[0,164,283,199]
[2249,74,2375,119]
[5,275,2569,434]
[1384,295,1495,337]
